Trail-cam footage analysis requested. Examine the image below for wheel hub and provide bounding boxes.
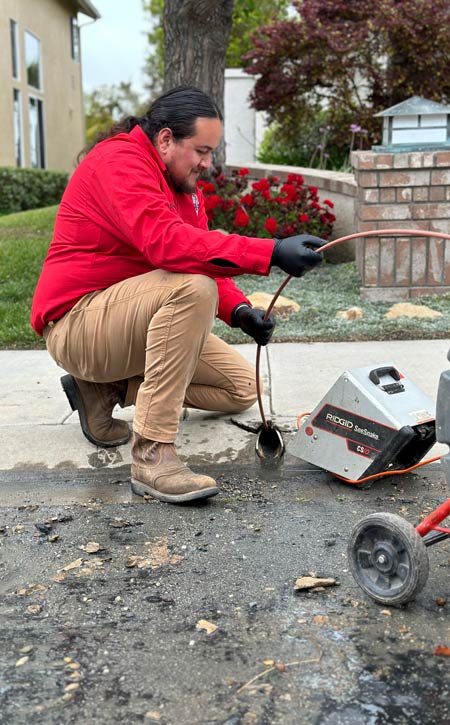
[371,541,398,574]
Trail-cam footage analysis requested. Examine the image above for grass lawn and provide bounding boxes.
[1,205,450,349]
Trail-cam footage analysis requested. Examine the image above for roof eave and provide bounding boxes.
[75,0,101,20]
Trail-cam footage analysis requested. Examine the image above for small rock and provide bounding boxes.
[313,614,328,626]
[274,661,286,672]
[61,557,83,571]
[385,302,442,319]
[144,711,161,722]
[335,306,363,320]
[35,523,53,535]
[80,541,102,554]
[294,576,337,591]
[15,656,29,667]
[64,682,80,692]
[196,619,218,634]
[247,291,300,316]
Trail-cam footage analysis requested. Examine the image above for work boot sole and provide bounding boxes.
[61,374,131,448]
[131,477,219,504]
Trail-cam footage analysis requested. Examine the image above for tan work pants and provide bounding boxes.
[45,271,258,442]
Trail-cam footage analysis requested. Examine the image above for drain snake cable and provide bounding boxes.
[255,228,450,481]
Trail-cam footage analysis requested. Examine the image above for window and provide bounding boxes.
[29,97,45,168]
[10,19,19,79]
[70,17,80,62]
[13,89,23,166]
[25,31,42,89]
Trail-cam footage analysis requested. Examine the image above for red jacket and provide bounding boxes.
[31,125,274,335]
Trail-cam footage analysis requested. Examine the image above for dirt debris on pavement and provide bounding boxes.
[0,462,449,724]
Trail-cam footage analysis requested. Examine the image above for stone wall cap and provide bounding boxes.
[227,161,356,188]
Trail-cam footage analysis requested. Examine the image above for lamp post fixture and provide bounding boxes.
[374,95,450,152]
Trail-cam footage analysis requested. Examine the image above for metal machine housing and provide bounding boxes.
[288,363,436,482]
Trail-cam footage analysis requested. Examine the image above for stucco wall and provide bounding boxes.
[224,68,268,166]
[0,0,86,172]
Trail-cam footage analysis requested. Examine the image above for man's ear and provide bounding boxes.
[155,127,173,156]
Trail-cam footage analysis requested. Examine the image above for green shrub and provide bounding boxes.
[0,167,68,215]
[258,119,351,172]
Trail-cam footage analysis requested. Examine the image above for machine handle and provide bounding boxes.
[369,366,401,386]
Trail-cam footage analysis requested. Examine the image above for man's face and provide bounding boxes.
[158,117,222,193]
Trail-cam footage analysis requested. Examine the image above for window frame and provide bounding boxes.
[13,88,24,167]
[28,95,46,169]
[24,30,43,91]
[10,19,20,80]
[70,16,80,62]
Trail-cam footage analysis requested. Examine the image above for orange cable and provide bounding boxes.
[334,455,442,484]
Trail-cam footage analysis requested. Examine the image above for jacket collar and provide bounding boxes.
[129,125,166,173]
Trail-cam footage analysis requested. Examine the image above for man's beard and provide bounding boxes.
[170,171,199,194]
[171,178,196,194]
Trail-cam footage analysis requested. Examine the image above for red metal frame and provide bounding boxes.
[416,497,450,537]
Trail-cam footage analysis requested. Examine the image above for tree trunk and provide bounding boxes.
[163,0,234,166]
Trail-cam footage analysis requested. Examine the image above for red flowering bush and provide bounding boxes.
[198,168,336,239]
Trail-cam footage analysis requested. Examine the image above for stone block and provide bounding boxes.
[427,238,445,284]
[379,170,431,187]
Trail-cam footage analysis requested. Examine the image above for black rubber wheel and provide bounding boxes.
[348,512,429,606]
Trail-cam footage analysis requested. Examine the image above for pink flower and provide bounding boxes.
[323,199,334,208]
[299,213,309,223]
[238,168,249,176]
[264,217,278,235]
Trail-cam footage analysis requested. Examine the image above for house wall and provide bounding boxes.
[224,68,268,165]
[352,149,450,300]
[0,0,86,172]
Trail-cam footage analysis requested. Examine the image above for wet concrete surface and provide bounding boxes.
[1,460,449,724]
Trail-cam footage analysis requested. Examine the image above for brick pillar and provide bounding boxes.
[352,149,450,301]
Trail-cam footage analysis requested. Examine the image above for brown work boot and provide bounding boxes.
[131,433,219,504]
[61,375,131,448]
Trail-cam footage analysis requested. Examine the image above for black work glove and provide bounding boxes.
[231,304,276,346]
[271,234,326,277]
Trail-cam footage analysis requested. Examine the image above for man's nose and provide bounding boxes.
[199,154,212,170]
